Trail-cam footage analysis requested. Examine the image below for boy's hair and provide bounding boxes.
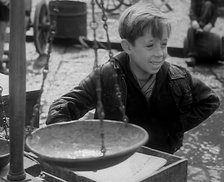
[118,2,171,45]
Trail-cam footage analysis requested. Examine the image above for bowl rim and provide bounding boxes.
[25,119,149,163]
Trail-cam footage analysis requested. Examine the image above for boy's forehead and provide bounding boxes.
[143,26,169,40]
[142,30,154,41]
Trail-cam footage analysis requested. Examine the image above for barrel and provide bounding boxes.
[184,29,223,63]
[49,0,87,40]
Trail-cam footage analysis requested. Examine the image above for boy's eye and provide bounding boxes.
[146,42,167,49]
[161,43,167,48]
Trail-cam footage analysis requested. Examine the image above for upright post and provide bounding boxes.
[7,0,26,180]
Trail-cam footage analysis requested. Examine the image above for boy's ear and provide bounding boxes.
[121,39,132,54]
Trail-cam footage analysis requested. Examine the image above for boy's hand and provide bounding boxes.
[203,23,212,32]
[191,20,200,30]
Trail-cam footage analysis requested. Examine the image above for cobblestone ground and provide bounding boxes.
[21,0,224,181]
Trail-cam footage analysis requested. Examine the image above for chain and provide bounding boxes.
[0,86,9,141]
[99,0,113,58]
[27,1,59,137]
[90,0,130,156]
[90,0,106,156]
[111,61,129,125]
[99,0,129,125]
[90,0,99,69]
[0,2,60,140]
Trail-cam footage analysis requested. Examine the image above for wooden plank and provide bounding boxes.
[139,147,188,182]
[38,146,187,182]
[73,152,167,182]
[0,147,188,182]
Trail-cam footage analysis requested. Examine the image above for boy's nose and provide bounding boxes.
[154,47,164,57]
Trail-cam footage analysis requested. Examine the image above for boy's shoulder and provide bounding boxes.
[167,63,193,97]
[168,63,190,80]
[100,52,128,73]
[168,64,193,99]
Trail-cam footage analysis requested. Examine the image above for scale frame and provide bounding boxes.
[0,146,187,182]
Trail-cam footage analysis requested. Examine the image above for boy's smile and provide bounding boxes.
[127,27,169,80]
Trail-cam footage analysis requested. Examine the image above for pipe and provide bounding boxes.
[7,0,26,180]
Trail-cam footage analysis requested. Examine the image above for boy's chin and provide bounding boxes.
[148,67,162,74]
[145,70,158,75]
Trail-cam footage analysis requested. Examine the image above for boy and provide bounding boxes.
[185,0,218,66]
[46,2,220,154]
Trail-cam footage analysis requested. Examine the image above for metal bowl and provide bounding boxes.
[0,138,10,170]
[26,119,149,171]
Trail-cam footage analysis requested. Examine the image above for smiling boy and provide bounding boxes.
[46,2,220,154]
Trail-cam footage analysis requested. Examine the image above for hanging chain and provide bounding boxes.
[90,0,106,156]
[0,86,9,141]
[27,1,59,137]
[99,0,129,125]
[111,62,129,125]
[99,0,113,58]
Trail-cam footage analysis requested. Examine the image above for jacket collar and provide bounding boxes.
[114,52,171,92]
[114,52,140,90]
[155,61,170,91]
[168,64,187,80]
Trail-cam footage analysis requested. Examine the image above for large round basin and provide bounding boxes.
[26,119,149,171]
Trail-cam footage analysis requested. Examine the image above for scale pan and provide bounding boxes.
[26,119,149,171]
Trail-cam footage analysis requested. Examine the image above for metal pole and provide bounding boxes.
[7,0,26,180]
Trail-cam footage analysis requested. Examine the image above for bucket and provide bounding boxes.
[184,29,223,63]
[49,0,87,40]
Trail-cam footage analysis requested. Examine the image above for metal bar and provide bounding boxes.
[40,171,67,182]
[7,0,26,181]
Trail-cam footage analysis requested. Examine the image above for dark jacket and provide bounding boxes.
[46,52,220,153]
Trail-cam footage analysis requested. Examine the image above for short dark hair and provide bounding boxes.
[118,2,171,45]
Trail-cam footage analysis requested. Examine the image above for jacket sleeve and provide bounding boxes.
[189,0,197,22]
[210,0,218,26]
[180,74,220,132]
[46,70,98,125]
[189,0,217,27]
[210,8,218,27]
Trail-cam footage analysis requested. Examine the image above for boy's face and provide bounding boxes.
[128,26,168,75]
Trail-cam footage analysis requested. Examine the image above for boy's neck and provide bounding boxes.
[129,60,152,81]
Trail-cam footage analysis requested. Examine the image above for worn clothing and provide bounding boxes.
[189,0,217,27]
[46,52,220,154]
[187,0,219,59]
[0,2,9,22]
[184,28,222,62]
[133,73,156,100]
